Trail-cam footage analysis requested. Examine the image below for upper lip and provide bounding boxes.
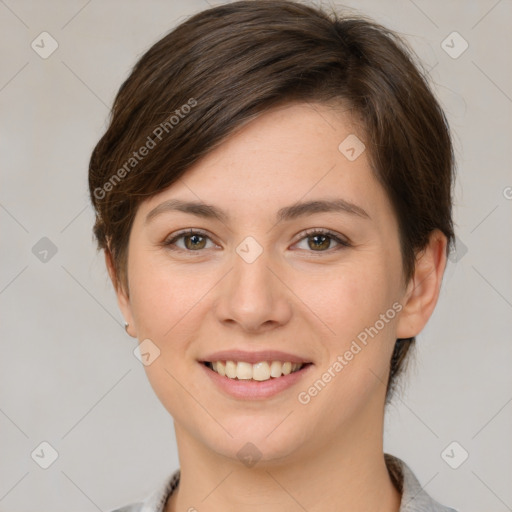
[200,350,311,365]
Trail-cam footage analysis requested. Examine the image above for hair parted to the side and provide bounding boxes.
[88,0,455,402]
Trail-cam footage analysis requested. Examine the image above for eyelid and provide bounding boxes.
[292,227,351,251]
[163,228,218,249]
[294,227,349,244]
[163,227,351,253]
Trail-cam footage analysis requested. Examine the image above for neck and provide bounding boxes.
[165,412,401,512]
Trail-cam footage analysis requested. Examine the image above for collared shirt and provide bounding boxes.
[110,454,459,512]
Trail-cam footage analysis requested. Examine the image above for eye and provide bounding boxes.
[293,228,350,253]
[163,229,216,252]
[163,228,350,254]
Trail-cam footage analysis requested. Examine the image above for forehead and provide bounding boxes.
[136,102,392,226]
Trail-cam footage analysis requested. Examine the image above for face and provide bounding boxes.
[114,102,420,465]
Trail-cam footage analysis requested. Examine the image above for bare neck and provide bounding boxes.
[165,421,401,512]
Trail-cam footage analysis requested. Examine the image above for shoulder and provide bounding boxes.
[385,454,459,512]
[108,470,180,512]
[109,505,143,512]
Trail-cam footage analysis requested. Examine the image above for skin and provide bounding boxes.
[106,102,447,512]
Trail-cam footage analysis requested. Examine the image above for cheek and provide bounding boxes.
[294,260,395,341]
[127,251,201,339]
[294,255,401,398]
[295,267,399,414]
[126,255,208,412]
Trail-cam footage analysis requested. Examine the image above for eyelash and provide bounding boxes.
[162,228,351,255]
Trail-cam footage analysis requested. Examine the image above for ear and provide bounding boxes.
[396,230,448,339]
[104,249,136,338]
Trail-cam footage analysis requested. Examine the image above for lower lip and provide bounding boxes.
[200,362,313,400]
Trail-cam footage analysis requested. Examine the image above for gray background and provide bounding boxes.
[1,0,511,510]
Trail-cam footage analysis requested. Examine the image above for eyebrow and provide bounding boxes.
[145,198,370,225]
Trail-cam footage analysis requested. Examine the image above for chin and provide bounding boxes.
[202,417,310,466]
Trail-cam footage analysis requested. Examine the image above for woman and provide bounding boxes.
[89,1,458,511]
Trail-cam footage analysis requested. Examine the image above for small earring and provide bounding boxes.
[124,322,130,333]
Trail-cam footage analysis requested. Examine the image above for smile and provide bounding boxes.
[204,360,306,381]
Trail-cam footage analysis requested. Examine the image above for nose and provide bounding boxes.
[214,245,293,334]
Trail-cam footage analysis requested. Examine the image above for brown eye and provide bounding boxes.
[183,233,207,250]
[307,233,331,251]
[164,229,214,252]
[294,229,350,253]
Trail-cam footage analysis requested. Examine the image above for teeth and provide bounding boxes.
[282,362,292,375]
[216,361,226,377]
[208,360,305,381]
[270,360,282,378]
[225,360,237,379]
[236,362,253,380]
[253,362,270,381]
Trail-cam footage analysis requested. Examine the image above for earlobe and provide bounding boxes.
[395,230,448,339]
[104,249,136,337]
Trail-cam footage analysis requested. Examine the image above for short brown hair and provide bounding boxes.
[88,0,455,401]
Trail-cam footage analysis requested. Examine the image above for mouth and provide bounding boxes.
[202,360,311,381]
[198,350,314,399]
